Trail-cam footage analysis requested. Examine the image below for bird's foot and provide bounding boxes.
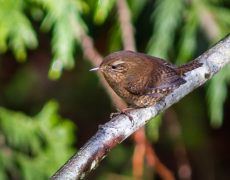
[110,108,134,121]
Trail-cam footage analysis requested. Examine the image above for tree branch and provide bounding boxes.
[51,35,230,180]
[145,141,175,180]
[116,0,136,51]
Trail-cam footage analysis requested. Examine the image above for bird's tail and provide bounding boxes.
[176,60,202,76]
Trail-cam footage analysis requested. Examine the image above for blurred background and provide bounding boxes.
[0,0,230,179]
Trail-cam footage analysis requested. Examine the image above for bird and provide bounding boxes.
[90,50,202,108]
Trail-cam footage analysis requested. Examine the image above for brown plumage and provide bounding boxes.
[92,50,202,108]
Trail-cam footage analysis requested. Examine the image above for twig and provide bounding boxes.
[132,128,175,180]
[165,109,192,180]
[132,128,145,180]
[174,144,191,180]
[146,142,175,180]
[51,33,230,180]
[78,30,103,66]
[117,0,136,51]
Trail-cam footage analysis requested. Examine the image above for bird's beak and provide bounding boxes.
[89,67,100,71]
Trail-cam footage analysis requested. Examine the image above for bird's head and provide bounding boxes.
[90,51,143,84]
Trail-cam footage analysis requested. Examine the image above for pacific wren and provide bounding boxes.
[90,50,202,108]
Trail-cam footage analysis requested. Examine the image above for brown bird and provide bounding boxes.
[90,50,202,108]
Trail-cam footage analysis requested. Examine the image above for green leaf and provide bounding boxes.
[32,0,87,79]
[0,100,76,179]
[0,0,38,61]
[49,18,75,79]
[177,7,198,62]
[147,0,184,58]
[146,115,162,142]
[94,0,116,24]
[207,66,230,127]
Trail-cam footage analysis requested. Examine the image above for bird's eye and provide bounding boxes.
[110,61,126,72]
[111,65,117,69]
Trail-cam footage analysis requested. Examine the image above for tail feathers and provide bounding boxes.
[176,60,202,76]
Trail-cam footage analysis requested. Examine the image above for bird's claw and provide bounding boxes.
[110,108,134,121]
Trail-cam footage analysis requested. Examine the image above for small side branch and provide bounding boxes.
[117,0,136,51]
[51,34,230,179]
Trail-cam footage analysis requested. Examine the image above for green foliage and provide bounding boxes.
[128,0,148,20]
[147,0,184,58]
[207,65,230,127]
[93,0,116,24]
[30,0,87,79]
[0,0,87,79]
[0,101,76,179]
[177,0,230,61]
[0,0,38,61]
[177,6,199,62]
[146,115,162,142]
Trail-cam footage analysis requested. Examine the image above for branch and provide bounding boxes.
[51,34,230,179]
[145,142,175,180]
[132,127,145,179]
[117,0,136,51]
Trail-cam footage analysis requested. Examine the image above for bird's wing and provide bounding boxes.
[145,61,186,96]
[124,74,149,95]
[124,55,186,96]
